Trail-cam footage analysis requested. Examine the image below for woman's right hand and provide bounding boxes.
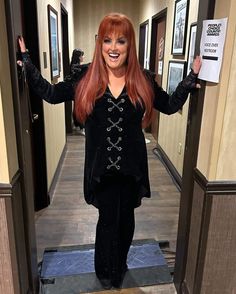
[18,36,27,53]
[17,36,27,66]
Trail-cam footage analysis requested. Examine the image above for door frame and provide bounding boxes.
[174,0,216,292]
[4,0,39,291]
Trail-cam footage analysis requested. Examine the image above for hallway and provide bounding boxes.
[35,133,178,293]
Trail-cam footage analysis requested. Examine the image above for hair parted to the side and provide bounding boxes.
[74,13,154,127]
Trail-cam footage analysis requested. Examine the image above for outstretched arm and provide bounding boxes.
[17,36,80,104]
[152,56,202,114]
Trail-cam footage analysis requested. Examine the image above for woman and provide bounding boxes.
[18,13,201,289]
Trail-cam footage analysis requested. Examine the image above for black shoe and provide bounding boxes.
[99,278,112,290]
[111,268,127,289]
[112,279,122,289]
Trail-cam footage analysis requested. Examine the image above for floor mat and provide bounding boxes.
[40,239,172,293]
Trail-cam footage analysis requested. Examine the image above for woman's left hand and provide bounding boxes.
[191,56,202,88]
[192,55,202,74]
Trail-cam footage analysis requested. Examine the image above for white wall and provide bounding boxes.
[36,0,74,188]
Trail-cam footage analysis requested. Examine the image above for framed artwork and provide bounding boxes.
[187,23,197,73]
[171,0,189,55]
[48,5,60,80]
[166,61,186,95]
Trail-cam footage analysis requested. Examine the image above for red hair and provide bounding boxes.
[75,13,154,127]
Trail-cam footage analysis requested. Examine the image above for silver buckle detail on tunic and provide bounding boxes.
[107,98,125,112]
[107,156,121,170]
[106,118,123,132]
[107,137,122,151]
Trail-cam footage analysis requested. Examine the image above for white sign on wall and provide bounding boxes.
[198,18,228,83]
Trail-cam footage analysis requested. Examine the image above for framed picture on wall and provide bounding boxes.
[166,61,186,95]
[171,0,189,55]
[48,5,60,80]
[187,23,197,74]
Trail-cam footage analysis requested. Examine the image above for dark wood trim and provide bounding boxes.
[48,144,67,200]
[194,168,236,194]
[0,169,22,197]
[174,0,216,292]
[153,144,182,191]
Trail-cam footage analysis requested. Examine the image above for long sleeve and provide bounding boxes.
[22,52,88,104]
[147,70,198,115]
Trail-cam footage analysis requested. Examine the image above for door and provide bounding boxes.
[150,9,167,140]
[139,20,149,69]
[5,0,39,292]
[154,17,166,86]
[61,4,72,134]
[22,0,49,211]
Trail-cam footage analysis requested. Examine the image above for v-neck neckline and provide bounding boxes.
[107,85,126,100]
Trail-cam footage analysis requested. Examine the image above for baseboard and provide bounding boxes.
[153,144,182,191]
[48,144,67,200]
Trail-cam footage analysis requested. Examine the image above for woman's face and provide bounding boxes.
[102,33,128,72]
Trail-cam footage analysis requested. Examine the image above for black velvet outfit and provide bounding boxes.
[22,52,198,287]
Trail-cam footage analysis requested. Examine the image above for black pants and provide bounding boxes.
[94,175,137,284]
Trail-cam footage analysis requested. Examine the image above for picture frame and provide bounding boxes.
[166,61,186,95]
[48,5,60,80]
[187,23,197,74]
[171,0,189,55]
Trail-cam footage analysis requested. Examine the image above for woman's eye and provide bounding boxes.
[117,39,126,45]
[103,38,111,44]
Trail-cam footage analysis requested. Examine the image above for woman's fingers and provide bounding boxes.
[192,55,202,74]
[18,36,27,53]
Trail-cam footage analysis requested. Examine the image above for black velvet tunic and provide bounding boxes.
[22,53,198,207]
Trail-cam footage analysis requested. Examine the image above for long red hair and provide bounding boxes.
[74,13,154,127]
